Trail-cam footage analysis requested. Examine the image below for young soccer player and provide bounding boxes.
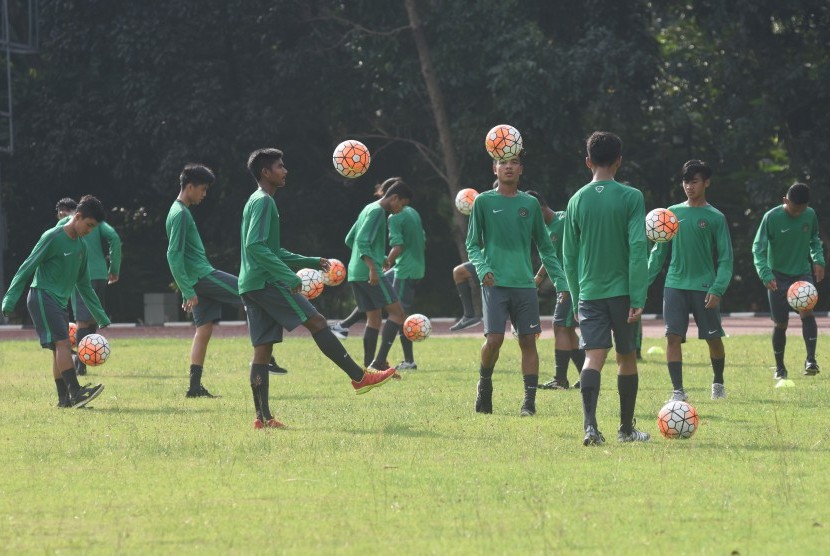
[752,182,825,379]
[563,131,650,445]
[345,179,414,370]
[2,195,109,408]
[239,148,396,429]
[466,151,564,417]
[647,160,733,401]
[525,190,585,390]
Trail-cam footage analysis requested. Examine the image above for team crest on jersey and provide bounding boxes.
[551,234,558,243]
[698,219,707,229]
[595,185,604,193]
[519,207,529,218]
[802,224,809,233]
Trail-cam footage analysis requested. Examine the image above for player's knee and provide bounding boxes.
[774,321,788,330]
[666,334,683,347]
[304,313,327,333]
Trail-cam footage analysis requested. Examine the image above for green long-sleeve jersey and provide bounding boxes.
[347,200,388,282]
[2,225,110,325]
[238,189,320,295]
[388,206,426,280]
[165,200,217,300]
[465,189,563,288]
[57,215,122,279]
[563,180,648,307]
[647,203,733,296]
[543,211,568,292]
[752,205,825,283]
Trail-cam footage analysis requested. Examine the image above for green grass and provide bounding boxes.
[0,333,828,554]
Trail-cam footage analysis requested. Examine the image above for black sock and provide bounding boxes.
[189,364,203,391]
[479,365,494,381]
[773,327,787,369]
[618,374,639,433]
[363,327,379,367]
[570,349,585,373]
[554,349,570,381]
[371,320,401,368]
[311,328,364,381]
[457,281,475,318]
[802,316,818,361]
[340,307,366,329]
[60,368,81,397]
[250,363,271,420]
[399,330,414,362]
[55,378,69,405]
[668,361,683,390]
[711,357,725,385]
[579,368,601,429]
[523,374,538,405]
[76,326,95,345]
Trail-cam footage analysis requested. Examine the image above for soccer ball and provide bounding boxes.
[787,280,818,312]
[485,124,523,161]
[332,140,371,178]
[68,322,77,348]
[323,259,347,286]
[455,188,479,216]
[657,400,699,439]
[645,208,679,243]
[77,333,110,366]
[296,268,324,299]
[403,314,432,342]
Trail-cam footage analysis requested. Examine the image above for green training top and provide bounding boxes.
[238,189,320,295]
[57,215,122,280]
[2,225,110,325]
[388,206,426,280]
[165,200,218,300]
[753,205,825,283]
[465,189,563,289]
[543,211,568,292]
[347,200,388,282]
[563,180,648,306]
[647,203,733,296]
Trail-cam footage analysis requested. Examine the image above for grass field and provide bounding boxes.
[0,333,828,554]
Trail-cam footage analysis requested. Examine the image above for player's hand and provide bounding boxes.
[557,291,570,304]
[382,258,393,271]
[291,283,302,294]
[368,268,379,286]
[534,274,543,287]
[319,258,331,272]
[814,264,825,283]
[482,272,495,287]
[182,295,199,312]
[628,307,643,323]
[765,279,778,291]
[704,293,721,309]
[108,273,119,284]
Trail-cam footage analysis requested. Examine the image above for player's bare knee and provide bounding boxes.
[303,314,327,333]
[666,334,683,347]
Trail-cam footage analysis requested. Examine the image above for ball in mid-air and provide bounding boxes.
[296,268,325,299]
[332,140,371,178]
[485,124,523,161]
[403,314,432,342]
[786,280,818,312]
[323,259,347,286]
[645,208,679,243]
[77,333,110,366]
[455,188,479,216]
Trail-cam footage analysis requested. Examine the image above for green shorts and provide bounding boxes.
[242,284,317,347]
[27,288,69,350]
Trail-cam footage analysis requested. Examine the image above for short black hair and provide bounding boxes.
[56,197,77,214]
[787,182,810,205]
[75,195,106,222]
[383,181,413,201]
[586,131,622,167]
[525,190,549,208]
[180,164,215,189]
[681,159,712,182]
[375,177,404,198]
[247,148,284,181]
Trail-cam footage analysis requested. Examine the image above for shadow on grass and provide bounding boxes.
[337,424,443,438]
[111,374,181,380]
[88,406,214,415]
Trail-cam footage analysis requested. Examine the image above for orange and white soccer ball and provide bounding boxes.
[787,280,818,312]
[296,268,324,299]
[455,188,479,216]
[657,400,699,439]
[485,124,523,161]
[68,322,77,348]
[77,333,110,366]
[645,208,679,243]
[323,259,347,286]
[403,314,432,342]
[332,140,371,178]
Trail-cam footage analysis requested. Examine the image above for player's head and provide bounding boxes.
[586,131,622,168]
[525,190,549,208]
[56,197,78,220]
[681,159,711,201]
[247,148,286,188]
[71,195,106,237]
[375,176,404,198]
[179,164,215,206]
[783,182,810,217]
[493,150,525,185]
[381,181,413,214]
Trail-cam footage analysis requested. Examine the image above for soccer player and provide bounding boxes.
[563,131,650,445]
[647,160,733,401]
[466,151,564,417]
[239,148,396,429]
[449,262,482,331]
[752,182,825,379]
[345,178,414,370]
[525,190,585,390]
[2,195,109,408]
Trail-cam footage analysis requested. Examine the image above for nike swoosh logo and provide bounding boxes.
[678,219,686,223]
[708,329,718,334]
[493,209,504,213]
[781,228,790,233]
[530,323,539,328]
[63,252,72,256]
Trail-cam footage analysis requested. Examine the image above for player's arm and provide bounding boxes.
[100,222,122,282]
[562,202,580,308]
[385,214,405,270]
[533,207,566,291]
[465,197,492,285]
[751,214,776,290]
[277,247,322,271]
[647,240,669,286]
[809,212,825,282]
[166,211,198,301]
[2,231,53,315]
[75,250,111,327]
[627,192,648,312]
[245,198,301,289]
[709,215,734,300]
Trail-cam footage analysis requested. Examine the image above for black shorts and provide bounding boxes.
[349,274,398,312]
[462,261,479,283]
[768,271,814,324]
[28,288,69,350]
[242,284,318,346]
[191,270,242,327]
[71,279,107,322]
[663,287,723,341]
[578,296,636,354]
[387,269,418,312]
[553,292,576,328]
[482,286,540,336]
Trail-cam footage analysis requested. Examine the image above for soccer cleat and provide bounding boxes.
[711,383,726,399]
[56,398,71,409]
[583,426,605,446]
[265,418,287,429]
[668,389,688,402]
[617,421,651,443]
[352,368,397,394]
[773,367,788,380]
[268,357,289,376]
[396,361,418,371]
[539,377,569,390]
[253,418,264,429]
[520,400,536,417]
[475,380,493,414]
[450,315,482,332]
[804,360,820,376]
[329,323,349,340]
[186,385,219,398]
[69,383,104,409]
[572,380,581,390]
